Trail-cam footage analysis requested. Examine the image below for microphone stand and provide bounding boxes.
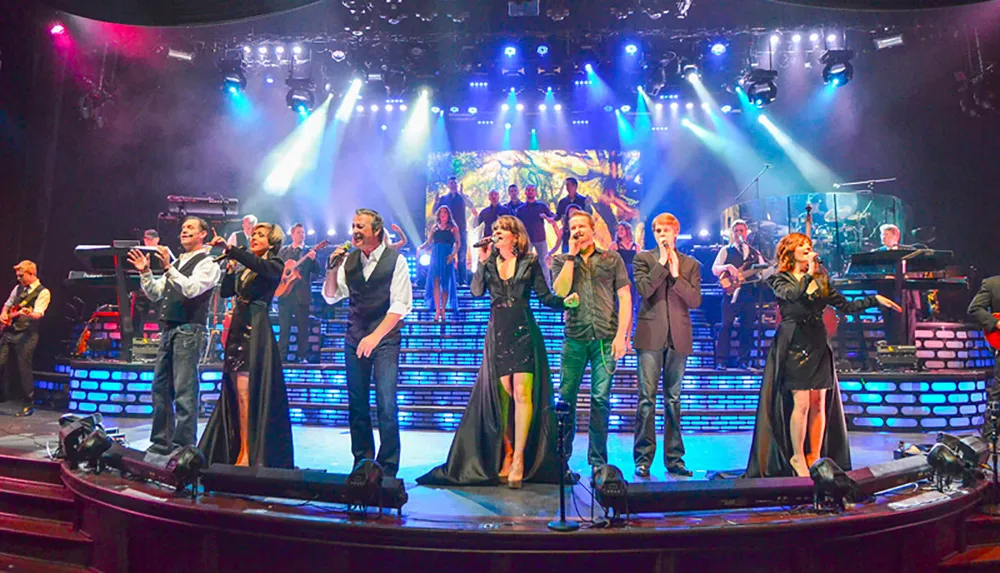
[734,164,771,203]
[548,400,579,532]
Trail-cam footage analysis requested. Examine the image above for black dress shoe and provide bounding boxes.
[635,465,650,478]
[14,407,34,418]
[666,463,693,477]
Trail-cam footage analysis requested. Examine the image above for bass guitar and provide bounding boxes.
[985,312,1000,351]
[274,240,329,299]
[718,262,771,296]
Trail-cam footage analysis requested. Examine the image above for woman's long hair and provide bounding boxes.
[435,205,455,228]
[492,214,530,257]
[775,232,829,295]
[616,221,634,246]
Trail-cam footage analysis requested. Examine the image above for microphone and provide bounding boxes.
[764,163,772,168]
[327,240,353,269]
[213,245,244,263]
[813,255,825,266]
[473,236,498,249]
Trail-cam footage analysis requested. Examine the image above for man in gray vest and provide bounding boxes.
[0,260,51,417]
[128,216,220,454]
[323,208,413,477]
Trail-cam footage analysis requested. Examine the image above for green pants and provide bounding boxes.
[558,337,615,467]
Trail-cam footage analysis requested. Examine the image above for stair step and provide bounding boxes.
[0,511,91,567]
[286,382,759,394]
[0,476,76,523]
[0,455,63,486]
[0,552,94,573]
[939,545,1000,570]
[286,401,755,417]
[964,514,1000,547]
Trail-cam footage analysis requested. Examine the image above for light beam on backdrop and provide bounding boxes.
[687,74,768,187]
[757,115,840,192]
[260,94,332,196]
[335,79,364,120]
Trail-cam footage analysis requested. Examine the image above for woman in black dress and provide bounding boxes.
[745,233,900,478]
[417,215,574,488]
[611,221,639,337]
[200,224,294,468]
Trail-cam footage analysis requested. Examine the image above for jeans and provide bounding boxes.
[277,300,311,362]
[0,329,39,405]
[716,291,758,365]
[558,337,615,467]
[149,324,205,454]
[634,347,689,468]
[532,240,551,285]
[345,339,401,477]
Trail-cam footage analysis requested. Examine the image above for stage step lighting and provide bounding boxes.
[821,49,855,87]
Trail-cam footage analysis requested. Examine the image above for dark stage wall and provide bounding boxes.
[2,3,1000,364]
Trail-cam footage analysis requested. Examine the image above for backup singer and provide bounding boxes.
[323,209,412,478]
[552,211,632,480]
[419,205,460,322]
[554,178,592,254]
[418,216,570,487]
[433,177,477,285]
[200,224,294,467]
[277,224,319,363]
[610,221,639,336]
[968,275,1000,438]
[745,233,901,478]
[476,190,511,239]
[712,219,767,370]
[515,184,557,285]
[127,217,221,454]
[0,261,51,416]
[632,214,702,477]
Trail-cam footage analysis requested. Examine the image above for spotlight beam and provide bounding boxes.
[757,115,841,192]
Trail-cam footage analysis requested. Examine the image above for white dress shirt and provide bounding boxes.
[140,247,221,302]
[322,243,413,319]
[3,280,51,317]
[712,243,765,275]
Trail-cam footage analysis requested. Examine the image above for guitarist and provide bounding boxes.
[277,224,319,363]
[0,261,51,417]
[712,219,767,370]
[968,275,1000,439]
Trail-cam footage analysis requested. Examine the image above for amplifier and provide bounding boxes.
[875,340,919,371]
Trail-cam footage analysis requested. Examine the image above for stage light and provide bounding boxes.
[447,106,458,114]
[685,102,694,110]
[381,124,388,131]
[655,102,663,110]
[292,45,303,55]
[740,68,779,107]
[585,63,594,73]
[670,102,679,110]
[419,253,431,266]
[625,43,638,55]
[874,35,905,50]
[385,104,394,111]
[810,458,858,513]
[371,104,380,112]
[501,103,510,111]
[327,229,336,236]
[537,45,549,56]
[770,34,781,46]
[167,49,194,62]
[721,104,733,113]
[553,103,562,111]
[50,23,66,36]
[531,128,536,133]
[515,103,524,111]
[504,122,512,129]
[258,46,268,55]
[539,104,547,111]
[681,118,692,127]
[821,49,855,87]
[431,106,441,114]
[468,106,478,114]
[547,86,553,93]
[307,229,316,236]
[285,79,315,114]
[399,104,408,111]
[265,76,275,84]
[827,34,838,43]
[710,43,727,56]
[603,104,614,112]
[701,102,710,111]
[276,46,286,55]
[620,104,631,112]
[242,45,251,54]
[331,49,347,62]
[220,60,247,94]
[504,46,517,57]
[792,34,802,43]
[698,229,710,238]
[356,105,365,113]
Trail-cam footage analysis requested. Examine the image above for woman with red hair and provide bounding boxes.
[745,233,901,478]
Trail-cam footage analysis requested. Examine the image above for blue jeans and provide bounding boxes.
[634,347,689,468]
[345,339,401,477]
[149,324,205,454]
[558,337,615,467]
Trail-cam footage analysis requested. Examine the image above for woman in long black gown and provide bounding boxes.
[417,215,572,487]
[745,233,900,478]
[200,223,294,468]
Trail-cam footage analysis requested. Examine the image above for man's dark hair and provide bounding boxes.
[290,223,305,232]
[508,184,518,190]
[565,177,578,187]
[355,208,385,241]
[182,216,209,234]
[143,229,159,239]
[448,176,457,182]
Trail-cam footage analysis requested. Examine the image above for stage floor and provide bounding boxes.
[0,410,930,521]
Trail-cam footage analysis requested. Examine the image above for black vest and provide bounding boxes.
[160,252,213,326]
[722,244,761,270]
[234,233,250,249]
[11,284,46,332]
[344,247,403,346]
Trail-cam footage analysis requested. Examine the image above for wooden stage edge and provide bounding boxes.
[60,462,989,572]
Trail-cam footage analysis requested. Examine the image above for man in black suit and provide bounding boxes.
[632,213,702,477]
[968,275,1000,438]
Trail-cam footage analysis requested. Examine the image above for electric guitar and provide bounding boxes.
[718,260,770,296]
[0,304,31,334]
[985,313,1000,351]
[274,240,328,299]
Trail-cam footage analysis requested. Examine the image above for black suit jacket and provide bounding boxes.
[969,275,1000,333]
[633,249,702,355]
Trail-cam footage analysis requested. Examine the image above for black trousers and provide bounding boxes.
[277,300,311,362]
[0,329,39,406]
[716,289,758,365]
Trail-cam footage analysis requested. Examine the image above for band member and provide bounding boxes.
[433,177,477,285]
[127,217,221,454]
[418,216,571,487]
[132,229,163,340]
[515,184,557,284]
[199,224,294,468]
[143,229,160,247]
[419,206,460,322]
[275,224,319,363]
[878,224,904,251]
[0,261,51,416]
[632,214,702,477]
[227,214,258,248]
[323,208,412,477]
[968,275,1000,438]
[745,233,900,478]
[712,219,767,370]
[476,190,511,237]
[505,184,523,211]
[555,178,592,253]
[876,223,918,344]
[552,211,632,479]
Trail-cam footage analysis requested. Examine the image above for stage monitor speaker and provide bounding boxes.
[200,464,408,514]
[845,455,933,498]
[101,444,205,497]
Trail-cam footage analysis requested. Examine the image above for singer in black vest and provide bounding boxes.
[323,209,413,477]
[0,261,51,416]
[128,217,221,455]
[712,220,767,369]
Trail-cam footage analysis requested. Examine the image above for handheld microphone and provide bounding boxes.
[764,163,772,168]
[213,245,244,263]
[572,232,582,241]
[473,236,498,249]
[327,240,353,269]
[813,255,824,266]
